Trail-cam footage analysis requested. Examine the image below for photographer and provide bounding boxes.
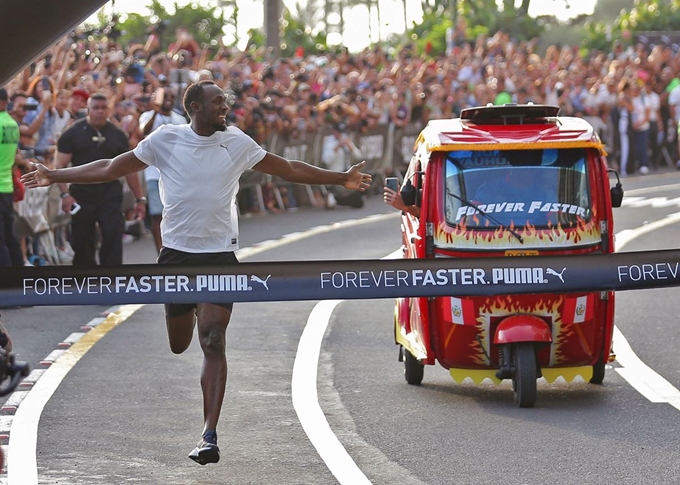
[9,91,53,157]
[321,122,364,208]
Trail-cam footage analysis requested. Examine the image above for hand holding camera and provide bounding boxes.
[41,90,53,109]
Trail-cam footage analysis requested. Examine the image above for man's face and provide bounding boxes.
[195,84,229,132]
[71,95,87,110]
[88,98,110,125]
[161,91,177,112]
[10,96,27,118]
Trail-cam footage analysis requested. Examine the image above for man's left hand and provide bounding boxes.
[344,160,372,191]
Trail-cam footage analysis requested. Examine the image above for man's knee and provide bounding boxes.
[198,323,227,354]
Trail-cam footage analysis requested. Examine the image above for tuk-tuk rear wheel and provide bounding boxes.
[512,343,538,408]
[403,348,424,385]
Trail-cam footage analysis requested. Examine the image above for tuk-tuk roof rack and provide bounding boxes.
[460,104,560,125]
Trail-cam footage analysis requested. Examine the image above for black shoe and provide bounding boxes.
[188,431,220,465]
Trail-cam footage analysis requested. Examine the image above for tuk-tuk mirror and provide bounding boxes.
[607,169,624,208]
[610,184,624,207]
[400,179,418,207]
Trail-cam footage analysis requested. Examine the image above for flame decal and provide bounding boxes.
[472,295,577,366]
[436,206,600,250]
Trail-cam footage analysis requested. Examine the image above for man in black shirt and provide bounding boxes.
[57,92,145,265]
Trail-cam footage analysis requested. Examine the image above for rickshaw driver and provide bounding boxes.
[21,80,372,466]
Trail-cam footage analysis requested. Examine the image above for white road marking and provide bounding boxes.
[613,210,680,410]
[7,199,678,484]
[7,305,143,485]
[5,212,398,484]
[292,249,402,485]
[621,196,680,209]
[292,300,372,485]
[615,211,680,248]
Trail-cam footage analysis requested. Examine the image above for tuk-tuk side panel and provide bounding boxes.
[396,152,435,365]
[594,152,617,362]
[429,293,608,370]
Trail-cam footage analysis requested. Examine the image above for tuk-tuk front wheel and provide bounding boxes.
[403,347,424,385]
[512,343,538,408]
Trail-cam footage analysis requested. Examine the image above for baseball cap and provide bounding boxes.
[72,88,90,100]
[0,88,8,101]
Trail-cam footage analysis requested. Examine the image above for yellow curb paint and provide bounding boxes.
[7,305,143,485]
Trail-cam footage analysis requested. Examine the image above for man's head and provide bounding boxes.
[71,88,89,112]
[183,81,229,133]
[332,122,347,136]
[160,87,178,114]
[8,92,29,120]
[87,92,110,128]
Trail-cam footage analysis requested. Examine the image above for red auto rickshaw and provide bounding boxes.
[393,104,624,407]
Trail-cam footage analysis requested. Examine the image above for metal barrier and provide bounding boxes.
[2,250,678,307]
[237,122,422,211]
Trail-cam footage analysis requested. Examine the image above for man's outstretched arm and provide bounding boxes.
[21,151,148,188]
[253,152,372,191]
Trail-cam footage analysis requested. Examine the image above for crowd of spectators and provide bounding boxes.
[3,23,680,267]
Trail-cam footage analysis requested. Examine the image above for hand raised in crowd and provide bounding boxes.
[343,160,372,191]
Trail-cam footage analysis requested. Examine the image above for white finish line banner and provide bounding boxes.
[1,250,679,307]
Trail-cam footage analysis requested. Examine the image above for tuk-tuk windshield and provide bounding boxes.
[444,148,591,229]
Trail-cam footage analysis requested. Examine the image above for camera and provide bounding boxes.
[19,149,35,159]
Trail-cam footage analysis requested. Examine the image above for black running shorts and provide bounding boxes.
[157,247,238,317]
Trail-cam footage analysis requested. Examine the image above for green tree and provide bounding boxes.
[584,0,680,52]
[280,8,328,57]
[408,0,546,57]
[85,1,226,52]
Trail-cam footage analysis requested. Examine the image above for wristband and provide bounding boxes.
[60,192,70,199]
[136,197,148,204]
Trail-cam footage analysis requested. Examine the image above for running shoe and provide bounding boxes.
[188,430,220,465]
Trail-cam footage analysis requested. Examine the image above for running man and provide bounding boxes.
[21,80,372,465]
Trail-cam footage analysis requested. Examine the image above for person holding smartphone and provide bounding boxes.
[383,176,420,217]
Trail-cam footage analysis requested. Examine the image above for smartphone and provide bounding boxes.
[154,87,164,107]
[70,203,81,215]
[385,177,399,192]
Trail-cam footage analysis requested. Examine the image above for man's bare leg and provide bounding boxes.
[196,303,230,431]
[165,310,196,354]
[187,303,231,465]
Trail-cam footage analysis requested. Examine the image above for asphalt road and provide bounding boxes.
[1,170,679,485]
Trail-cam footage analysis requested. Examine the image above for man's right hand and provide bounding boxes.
[61,194,77,214]
[20,162,54,188]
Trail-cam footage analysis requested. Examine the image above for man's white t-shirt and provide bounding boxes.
[133,124,267,253]
[138,109,187,182]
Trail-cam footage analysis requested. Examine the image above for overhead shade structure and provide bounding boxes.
[0,0,107,86]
